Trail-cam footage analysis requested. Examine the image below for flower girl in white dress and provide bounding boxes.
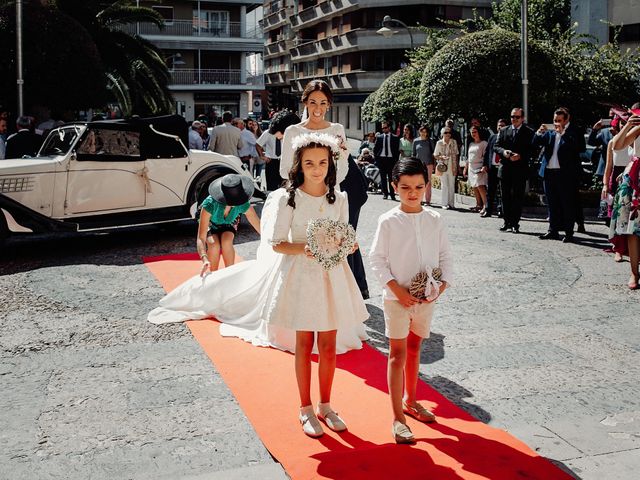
[148,132,369,436]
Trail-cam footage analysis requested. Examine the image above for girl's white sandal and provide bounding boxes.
[316,403,347,432]
[299,406,324,438]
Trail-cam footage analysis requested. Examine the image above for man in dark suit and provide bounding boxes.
[482,118,508,217]
[373,121,400,200]
[533,107,586,243]
[340,154,370,298]
[5,116,42,159]
[494,108,535,233]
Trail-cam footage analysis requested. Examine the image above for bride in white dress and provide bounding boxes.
[148,132,369,354]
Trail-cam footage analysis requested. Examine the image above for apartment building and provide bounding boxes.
[123,0,264,122]
[263,1,493,138]
[572,0,640,52]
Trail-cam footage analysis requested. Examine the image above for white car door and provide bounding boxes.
[65,128,147,215]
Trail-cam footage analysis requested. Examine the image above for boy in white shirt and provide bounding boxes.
[369,157,453,444]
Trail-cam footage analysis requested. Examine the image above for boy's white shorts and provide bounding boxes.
[383,300,435,339]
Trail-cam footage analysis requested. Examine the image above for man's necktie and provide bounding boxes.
[384,135,389,157]
[275,138,281,158]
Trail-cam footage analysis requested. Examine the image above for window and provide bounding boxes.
[77,129,141,161]
[332,55,342,73]
[303,61,315,77]
[153,6,174,23]
[194,10,230,36]
[357,106,362,130]
[335,105,340,124]
[324,58,331,75]
[345,106,350,129]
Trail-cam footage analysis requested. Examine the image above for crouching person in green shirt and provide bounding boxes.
[197,174,261,276]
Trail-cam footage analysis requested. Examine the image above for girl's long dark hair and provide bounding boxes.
[286,144,337,209]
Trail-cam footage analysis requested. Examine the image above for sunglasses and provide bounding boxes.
[444,131,452,134]
[511,115,522,119]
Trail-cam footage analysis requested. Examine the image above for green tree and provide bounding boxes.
[55,0,174,116]
[362,27,453,124]
[418,29,557,125]
[470,0,571,41]
[548,28,640,122]
[0,1,108,112]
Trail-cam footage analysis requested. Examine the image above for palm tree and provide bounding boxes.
[55,0,174,116]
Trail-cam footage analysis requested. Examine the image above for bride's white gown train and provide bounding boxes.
[147,189,368,354]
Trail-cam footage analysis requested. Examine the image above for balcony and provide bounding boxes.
[265,38,295,59]
[291,0,357,30]
[290,28,424,61]
[118,20,263,40]
[291,70,391,93]
[263,6,294,31]
[169,69,264,90]
[266,71,294,86]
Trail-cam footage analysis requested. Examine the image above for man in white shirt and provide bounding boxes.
[533,107,586,242]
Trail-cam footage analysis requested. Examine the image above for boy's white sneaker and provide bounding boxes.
[392,420,415,444]
[299,405,324,438]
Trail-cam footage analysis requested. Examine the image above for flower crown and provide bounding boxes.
[291,132,341,158]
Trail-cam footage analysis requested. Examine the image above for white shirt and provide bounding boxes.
[238,128,257,157]
[188,129,203,150]
[547,131,562,169]
[612,146,632,167]
[383,133,390,157]
[369,207,453,301]
[256,130,278,158]
[547,122,570,170]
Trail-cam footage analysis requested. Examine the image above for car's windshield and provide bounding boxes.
[38,125,84,157]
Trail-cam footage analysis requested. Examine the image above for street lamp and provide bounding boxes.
[376,15,414,50]
[16,0,24,117]
[166,52,186,70]
[521,0,529,120]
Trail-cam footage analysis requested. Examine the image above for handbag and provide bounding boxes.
[436,160,448,173]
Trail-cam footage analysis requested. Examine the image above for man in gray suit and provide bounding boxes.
[209,111,243,156]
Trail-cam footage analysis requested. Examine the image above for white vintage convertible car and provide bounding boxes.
[0,115,263,244]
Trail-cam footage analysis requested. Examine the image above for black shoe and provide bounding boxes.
[539,232,560,240]
[510,226,519,233]
[577,224,586,234]
[480,211,491,218]
[390,196,397,201]
[383,195,388,200]
[361,289,370,300]
[499,224,510,232]
[563,234,574,243]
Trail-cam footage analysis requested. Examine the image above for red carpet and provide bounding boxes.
[144,253,573,479]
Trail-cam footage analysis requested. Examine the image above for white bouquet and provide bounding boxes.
[306,218,356,270]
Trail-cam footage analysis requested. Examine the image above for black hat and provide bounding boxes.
[208,174,254,206]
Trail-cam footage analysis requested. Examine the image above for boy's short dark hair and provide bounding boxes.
[268,110,301,135]
[392,157,428,184]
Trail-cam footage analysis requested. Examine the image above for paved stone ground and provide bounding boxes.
[1,188,638,479]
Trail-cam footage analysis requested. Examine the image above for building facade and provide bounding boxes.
[123,0,264,122]
[263,1,493,138]
[572,0,640,51]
